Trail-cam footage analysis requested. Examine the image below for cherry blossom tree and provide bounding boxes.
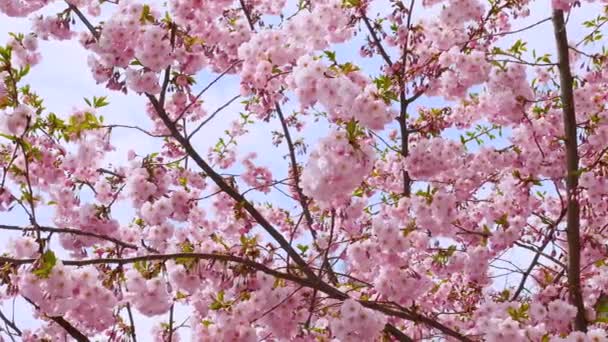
[0,0,608,340]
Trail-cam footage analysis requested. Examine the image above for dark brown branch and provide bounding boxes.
[361,10,412,196]
[361,15,393,67]
[0,309,21,337]
[457,17,551,46]
[552,9,587,332]
[96,168,126,179]
[361,301,472,342]
[513,241,566,269]
[66,2,99,39]
[126,303,137,342]
[159,24,177,107]
[146,94,319,281]
[384,323,414,342]
[510,243,545,300]
[511,209,566,300]
[585,145,608,170]
[23,297,89,342]
[0,224,138,250]
[103,124,169,138]
[398,0,415,197]
[3,252,471,340]
[168,304,174,342]
[0,253,323,292]
[239,0,256,31]
[275,104,314,234]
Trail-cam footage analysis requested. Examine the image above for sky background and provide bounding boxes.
[0,0,605,340]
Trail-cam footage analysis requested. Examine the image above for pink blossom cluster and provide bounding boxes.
[1,0,608,340]
[18,264,117,334]
[330,299,387,341]
[301,130,375,203]
[430,47,490,100]
[479,64,534,125]
[124,269,173,316]
[0,0,51,17]
[238,0,352,100]
[8,35,40,67]
[135,26,172,72]
[241,153,273,193]
[125,68,162,94]
[250,0,287,15]
[0,104,32,135]
[32,15,73,40]
[170,0,248,72]
[288,55,395,129]
[438,0,485,28]
[420,0,484,51]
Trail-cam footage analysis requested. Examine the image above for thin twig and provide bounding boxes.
[187,95,240,140]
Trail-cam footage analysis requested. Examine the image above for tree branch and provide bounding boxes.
[511,209,566,301]
[275,104,314,234]
[187,94,240,140]
[239,0,256,31]
[146,94,321,281]
[384,323,414,342]
[66,2,99,39]
[0,309,21,337]
[3,252,471,340]
[176,61,240,123]
[361,15,393,67]
[552,9,587,332]
[126,303,137,342]
[0,224,138,250]
[23,297,89,342]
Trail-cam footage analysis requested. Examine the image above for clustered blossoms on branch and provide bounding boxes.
[0,0,608,341]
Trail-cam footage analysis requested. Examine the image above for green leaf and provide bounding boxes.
[18,65,30,78]
[339,62,360,74]
[134,260,147,274]
[209,290,232,311]
[345,119,364,146]
[507,302,529,322]
[323,50,337,63]
[209,301,223,310]
[140,4,154,23]
[296,244,309,254]
[0,133,17,142]
[175,241,196,268]
[495,214,509,228]
[178,177,188,187]
[342,0,361,7]
[0,46,12,61]
[92,96,109,108]
[432,245,457,266]
[595,294,608,323]
[352,187,364,197]
[33,251,57,279]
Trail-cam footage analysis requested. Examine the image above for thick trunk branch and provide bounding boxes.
[552,9,587,332]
